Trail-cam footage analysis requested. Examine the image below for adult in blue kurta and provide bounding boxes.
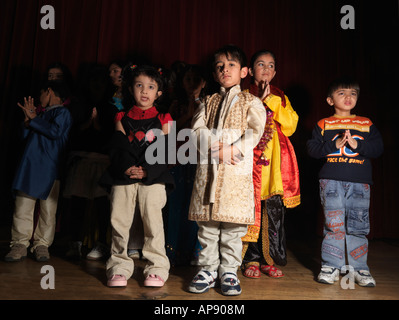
[5,81,73,262]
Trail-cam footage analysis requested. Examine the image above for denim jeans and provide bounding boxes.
[319,179,371,271]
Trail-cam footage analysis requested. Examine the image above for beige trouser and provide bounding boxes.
[106,183,170,281]
[11,180,60,252]
[197,220,248,276]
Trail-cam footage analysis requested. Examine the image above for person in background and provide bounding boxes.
[166,64,207,266]
[109,60,125,112]
[62,64,114,260]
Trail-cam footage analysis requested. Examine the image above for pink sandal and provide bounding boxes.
[107,274,127,287]
[144,274,165,287]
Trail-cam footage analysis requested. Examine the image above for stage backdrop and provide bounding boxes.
[0,0,398,238]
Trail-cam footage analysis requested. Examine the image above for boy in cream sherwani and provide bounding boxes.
[188,45,266,295]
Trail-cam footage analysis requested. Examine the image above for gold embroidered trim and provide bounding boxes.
[283,194,301,208]
[261,204,274,266]
[243,261,260,269]
[242,225,260,242]
[261,191,284,201]
[242,242,249,261]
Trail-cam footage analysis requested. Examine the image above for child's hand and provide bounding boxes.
[211,142,241,165]
[125,166,147,179]
[258,80,271,101]
[345,130,358,149]
[335,130,358,150]
[335,134,347,149]
[17,96,36,120]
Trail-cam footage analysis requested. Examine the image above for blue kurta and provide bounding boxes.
[12,104,73,200]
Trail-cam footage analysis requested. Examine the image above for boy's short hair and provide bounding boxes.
[327,77,360,97]
[213,44,247,69]
[40,80,70,102]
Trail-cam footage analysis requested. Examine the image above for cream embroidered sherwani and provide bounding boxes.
[189,85,266,225]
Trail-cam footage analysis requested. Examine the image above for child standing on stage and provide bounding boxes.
[307,78,383,287]
[6,81,73,262]
[101,65,174,288]
[242,50,300,279]
[188,45,266,296]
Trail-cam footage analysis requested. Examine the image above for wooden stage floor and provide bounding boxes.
[1,236,398,302]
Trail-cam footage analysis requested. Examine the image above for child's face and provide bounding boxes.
[213,53,248,89]
[249,53,276,85]
[327,88,358,116]
[39,89,50,107]
[48,68,64,81]
[130,74,162,109]
[183,69,203,95]
[109,64,122,87]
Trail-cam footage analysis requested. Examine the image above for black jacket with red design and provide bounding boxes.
[100,113,174,193]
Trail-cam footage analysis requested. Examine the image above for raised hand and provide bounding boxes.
[17,96,37,120]
[258,80,271,101]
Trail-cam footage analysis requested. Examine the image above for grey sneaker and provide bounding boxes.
[34,245,50,262]
[5,244,27,262]
[354,270,376,287]
[317,267,340,284]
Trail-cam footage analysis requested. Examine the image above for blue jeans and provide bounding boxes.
[319,179,371,271]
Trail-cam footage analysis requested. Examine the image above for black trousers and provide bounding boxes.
[243,195,287,266]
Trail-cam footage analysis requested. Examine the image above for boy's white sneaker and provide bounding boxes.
[220,272,241,296]
[317,267,339,284]
[354,270,376,287]
[188,270,217,294]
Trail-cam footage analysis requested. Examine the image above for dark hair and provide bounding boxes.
[40,80,71,102]
[327,77,360,97]
[250,50,277,70]
[109,59,128,70]
[178,64,208,101]
[45,62,73,88]
[213,44,247,69]
[121,64,165,110]
[46,62,69,77]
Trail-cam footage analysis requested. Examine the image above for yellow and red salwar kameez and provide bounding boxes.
[242,84,300,267]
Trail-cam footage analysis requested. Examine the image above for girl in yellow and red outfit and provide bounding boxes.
[242,50,300,279]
